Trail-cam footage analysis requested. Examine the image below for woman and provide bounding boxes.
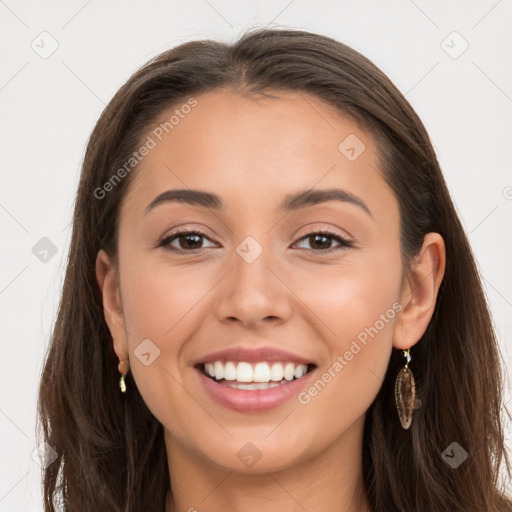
[37,27,512,511]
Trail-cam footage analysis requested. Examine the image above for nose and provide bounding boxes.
[213,239,293,329]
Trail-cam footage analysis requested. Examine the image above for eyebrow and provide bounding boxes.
[144,188,371,217]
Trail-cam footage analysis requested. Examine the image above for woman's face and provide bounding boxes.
[105,89,407,473]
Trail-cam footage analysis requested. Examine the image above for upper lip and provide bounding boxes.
[193,346,316,366]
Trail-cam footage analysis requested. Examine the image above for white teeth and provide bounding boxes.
[294,364,307,379]
[224,361,237,381]
[224,381,282,390]
[253,362,271,382]
[236,362,253,382]
[284,362,295,381]
[202,361,310,383]
[270,363,284,381]
[206,363,215,378]
[214,361,224,380]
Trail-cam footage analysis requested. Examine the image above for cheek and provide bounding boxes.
[268,262,401,468]
[293,251,402,432]
[120,250,217,342]
[117,253,222,418]
[286,242,402,350]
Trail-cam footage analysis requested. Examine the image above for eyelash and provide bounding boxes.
[158,228,354,254]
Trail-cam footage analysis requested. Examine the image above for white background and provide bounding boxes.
[1,1,511,509]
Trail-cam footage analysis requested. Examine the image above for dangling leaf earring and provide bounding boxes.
[118,358,130,393]
[395,349,416,429]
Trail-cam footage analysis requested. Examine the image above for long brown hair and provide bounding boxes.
[37,27,512,511]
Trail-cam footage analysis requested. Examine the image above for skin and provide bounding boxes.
[96,89,445,512]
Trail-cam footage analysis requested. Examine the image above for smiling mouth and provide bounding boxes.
[196,361,317,390]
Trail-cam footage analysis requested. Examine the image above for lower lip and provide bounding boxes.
[195,367,316,412]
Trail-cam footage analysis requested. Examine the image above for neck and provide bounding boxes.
[164,415,372,512]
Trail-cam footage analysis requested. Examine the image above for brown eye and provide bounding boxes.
[160,230,216,252]
[294,230,353,253]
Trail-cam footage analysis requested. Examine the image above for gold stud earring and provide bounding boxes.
[118,359,130,393]
[395,349,416,430]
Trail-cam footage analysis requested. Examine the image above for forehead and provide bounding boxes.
[120,89,393,221]
[145,89,369,164]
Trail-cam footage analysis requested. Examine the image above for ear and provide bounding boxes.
[393,232,446,350]
[95,249,129,360]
